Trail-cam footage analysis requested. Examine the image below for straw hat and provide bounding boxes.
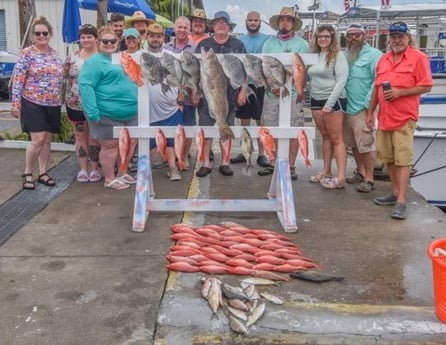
[126,11,154,27]
[147,23,165,35]
[269,7,303,31]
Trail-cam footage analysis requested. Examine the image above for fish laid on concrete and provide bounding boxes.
[241,128,254,176]
[200,47,234,140]
[229,314,249,335]
[118,127,131,173]
[140,52,170,94]
[243,54,266,88]
[121,52,143,86]
[245,301,265,328]
[262,55,291,98]
[207,277,223,319]
[258,127,276,163]
[174,125,187,171]
[259,291,284,305]
[298,129,312,167]
[289,270,345,283]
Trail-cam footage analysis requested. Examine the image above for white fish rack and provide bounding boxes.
[113,53,317,233]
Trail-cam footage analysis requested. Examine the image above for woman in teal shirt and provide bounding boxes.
[79,26,138,190]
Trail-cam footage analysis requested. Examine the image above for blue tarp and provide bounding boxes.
[63,0,82,43]
[78,0,156,20]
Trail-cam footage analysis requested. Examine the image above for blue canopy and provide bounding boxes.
[63,0,82,43]
[78,0,156,20]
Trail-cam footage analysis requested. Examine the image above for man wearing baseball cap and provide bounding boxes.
[366,21,433,219]
[343,23,382,193]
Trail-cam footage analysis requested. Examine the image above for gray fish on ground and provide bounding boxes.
[200,47,234,140]
[240,277,278,288]
[243,283,260,300]
[241,127,254,176]
[207,277,223,319]
[289,270,345,283]
[245,301,266,328]
[201,275,213,299]
[221,282,248,300]
[226,305,248,322]
[140,52,170,94]
[243,54,267,88]
[229,315,249,335]
[261,55,292,98]
[259,291,284,305]
[227,298,249,312]
[161,51,184,89]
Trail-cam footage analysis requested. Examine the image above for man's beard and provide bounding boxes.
[279,28,291,35]
[346,41,363,63]
[246,24,260,34]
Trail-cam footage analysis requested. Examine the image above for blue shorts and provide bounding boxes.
[149,109,183,150]
[182,104,196,126]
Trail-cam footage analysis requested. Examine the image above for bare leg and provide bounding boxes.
[325,111,347,184]
[99,139,119,184]
[25,131,47,174]
[312,110,333,176]
[362,151,376,183]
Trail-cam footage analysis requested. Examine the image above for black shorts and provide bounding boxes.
[310,97,347,112]
[20,97,61,134]
[236,85,265,120]
[66,106,86,122]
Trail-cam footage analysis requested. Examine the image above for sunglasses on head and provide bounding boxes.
[100,38,117,45]
[35,31,49,37]
[389,23,408,33]
[79,24,95,29]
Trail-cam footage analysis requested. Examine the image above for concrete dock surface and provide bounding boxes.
[1,137,446,344]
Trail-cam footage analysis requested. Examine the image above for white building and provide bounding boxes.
[0,0,98,56]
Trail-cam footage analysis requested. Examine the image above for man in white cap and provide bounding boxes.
[343,23,382,193]
[259,7,309,180]
[126,10,154,50]
[367,21,432,219]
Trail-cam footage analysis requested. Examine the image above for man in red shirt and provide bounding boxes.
[367,21,432,220]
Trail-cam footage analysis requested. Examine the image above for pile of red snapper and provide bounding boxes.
[166,221,319,281]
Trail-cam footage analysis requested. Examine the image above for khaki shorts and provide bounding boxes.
[261,93,304,127]
[344,110,376,153]
[376,120,416,166]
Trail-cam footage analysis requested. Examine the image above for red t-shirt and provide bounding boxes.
[375,46,432,130]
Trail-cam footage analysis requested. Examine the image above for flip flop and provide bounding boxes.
[310,172,331,183]
[104,178,129,190]
[118,173,136,184]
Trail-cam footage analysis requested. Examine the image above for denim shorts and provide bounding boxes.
[149,109,183,150]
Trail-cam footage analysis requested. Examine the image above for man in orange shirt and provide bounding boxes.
[367,21,432,220]
[188,9,209,46]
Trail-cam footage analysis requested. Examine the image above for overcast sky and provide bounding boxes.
[202,0,434,35]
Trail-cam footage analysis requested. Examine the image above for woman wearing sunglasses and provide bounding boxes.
[79,26,138,190]
[64,24,101,184]
[10,16,64,190]
[307,24,349,189]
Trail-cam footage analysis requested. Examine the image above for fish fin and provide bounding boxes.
[242,164,252,176]
[305,159,312,167]
[161,83,171,95]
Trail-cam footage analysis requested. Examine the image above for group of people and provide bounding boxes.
[10,7,432,220]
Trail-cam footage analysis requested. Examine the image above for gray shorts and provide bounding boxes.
[261,93,304,127]
[197,100,235,127]
[344,110,376,153]
[89,116,137,140]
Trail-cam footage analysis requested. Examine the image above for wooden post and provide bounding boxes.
[97,0,108,29]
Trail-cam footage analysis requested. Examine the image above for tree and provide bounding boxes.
[18,0,36,48]
[97,0,108,28]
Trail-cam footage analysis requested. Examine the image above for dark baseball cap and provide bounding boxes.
[389,22,409,34]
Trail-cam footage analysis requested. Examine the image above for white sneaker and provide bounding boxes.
[167,166,181,181]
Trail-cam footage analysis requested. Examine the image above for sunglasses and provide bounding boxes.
[389,23,408,33]
[35,31,49,37]
[100,38,117,45]
[347,32,363,39]
[79,24,95,29]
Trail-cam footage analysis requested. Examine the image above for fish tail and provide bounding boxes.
[305,158,312,167]
[219,124,235,140]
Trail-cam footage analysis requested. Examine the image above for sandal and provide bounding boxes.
[118,173,136,184]
[37,173,56,187]
[320,177,345,189]
[104,178,130,190]
[77,170,89,183]
[89,170,102,183]
[310,172,331,183]
[22,173,35,190]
